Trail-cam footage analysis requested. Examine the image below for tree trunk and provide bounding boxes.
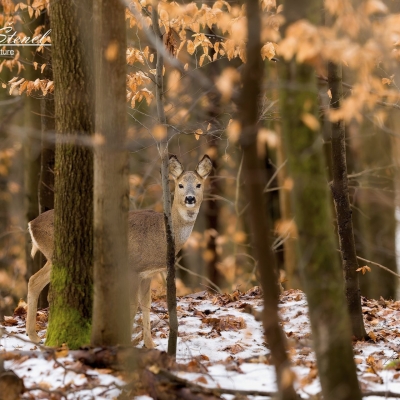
[204,37,225,289]
[152,1,178,356]
[239,0,297,398]
[91,0,131,347]
[328,61,367,339]
[45,0,94,349]
[354,119,397,299]
[280,1,362,399]
[275,125,300,289]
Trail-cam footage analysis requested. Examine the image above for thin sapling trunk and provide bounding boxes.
[328,61,368,340]
[151,1,178,357]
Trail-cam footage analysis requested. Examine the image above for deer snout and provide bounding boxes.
[185,195,196,206]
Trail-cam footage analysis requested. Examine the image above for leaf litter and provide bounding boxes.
[2,289,400,398]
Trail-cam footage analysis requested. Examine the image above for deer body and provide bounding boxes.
[26,155,212,348]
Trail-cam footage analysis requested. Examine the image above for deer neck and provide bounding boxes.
[171,200,199,253]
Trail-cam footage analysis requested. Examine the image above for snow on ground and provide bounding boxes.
[2,288,400,399]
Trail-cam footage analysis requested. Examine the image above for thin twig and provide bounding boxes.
[347,164,396,179]
[264,186,285,193]
[127,2,220,99]
[356,256,400,279]
[264,159,287,190]
[176,263,221,293]
[234,153,244,216]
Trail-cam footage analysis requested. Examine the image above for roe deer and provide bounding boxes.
[27,155,213,347]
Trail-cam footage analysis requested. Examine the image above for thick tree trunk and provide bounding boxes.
[328,61,367,339]
[280,1,362,399]
[239,0,297,398]
[91,0,131,346]
[152,1,178,356]
[45,0,94,349]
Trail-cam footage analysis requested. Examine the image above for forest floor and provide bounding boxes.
[1,287,400,399]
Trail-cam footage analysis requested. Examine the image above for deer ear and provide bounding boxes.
[196,155,213,179]
[168,155,184,180]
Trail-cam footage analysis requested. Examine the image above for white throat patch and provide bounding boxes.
[179,207,198,222]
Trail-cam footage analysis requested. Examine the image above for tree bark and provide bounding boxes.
[152,1,178,357]
[328,61,367,340]
[279,1,362,399]
[239,0,297,398]
[45,0,94,349]
[90,0,131,347]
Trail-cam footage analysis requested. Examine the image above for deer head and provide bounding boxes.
[169,155,213,222]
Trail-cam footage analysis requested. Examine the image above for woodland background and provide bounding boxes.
[1,0,398,315]
[0,0,400,399]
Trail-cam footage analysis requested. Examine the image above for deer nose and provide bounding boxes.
[185,196,196,205]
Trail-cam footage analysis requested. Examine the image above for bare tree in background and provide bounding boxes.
[239,0,298,398]
[204,41,225,289]
[356,119,397,299]
[327,59,367,340]
[280,0,362,398]
[91,0,131,346]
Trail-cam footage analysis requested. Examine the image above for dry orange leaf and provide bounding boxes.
[194,128,203,140]
[194,376,208,384]
[301,113,320,131]
[152,125,167,140]
[356,265,371,275]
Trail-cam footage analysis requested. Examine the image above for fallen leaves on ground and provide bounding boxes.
[1,288,400,398]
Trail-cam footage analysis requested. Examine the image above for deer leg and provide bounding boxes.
[26,261,51,343]
[130,274,141,333]
[139,278,155,348]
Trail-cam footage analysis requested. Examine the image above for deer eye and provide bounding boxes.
[196,184,201,188]
[179,184,184,189]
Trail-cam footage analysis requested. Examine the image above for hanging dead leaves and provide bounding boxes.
[357,265,372,275]
[6,77,54,96]
[126,71,154,108]
[3,0,282,114]
[0,51,24,75]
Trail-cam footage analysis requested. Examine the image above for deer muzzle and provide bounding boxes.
[185,195,196,207]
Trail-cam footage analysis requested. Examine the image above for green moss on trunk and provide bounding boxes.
[280,1,362,398]
[45,0,94,349]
